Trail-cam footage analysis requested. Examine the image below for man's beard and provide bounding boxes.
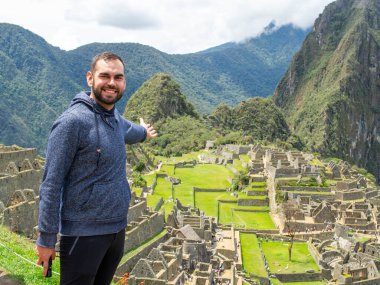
[92,85,123,106]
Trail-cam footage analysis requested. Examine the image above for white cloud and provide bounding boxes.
[0,0,335,53]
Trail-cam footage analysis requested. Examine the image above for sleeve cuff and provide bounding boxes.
[36,232,57,249]
[141,127,147,142]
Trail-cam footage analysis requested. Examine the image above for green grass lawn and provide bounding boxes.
[261,241,320,274]
[247,187,267,191]
[160,164,175,176]
[251,181,267,187]
[154,151,205,164]
[173,164,233,206]
[240,233,268,277]
[143,173,156,186]
[239,154,251,164]
[233,159,246,172]
[271,281,327,285]
[232,211,276,229]
[0,225,60,285]
[219,203,270,225]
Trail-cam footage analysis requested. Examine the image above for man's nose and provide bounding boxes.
[108,77,116,86]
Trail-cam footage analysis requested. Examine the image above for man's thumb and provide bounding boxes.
[139,118,144,125]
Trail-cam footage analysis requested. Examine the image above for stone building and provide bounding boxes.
[0,145,42,237]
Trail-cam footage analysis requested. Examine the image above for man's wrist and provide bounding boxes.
[36,232,57,249]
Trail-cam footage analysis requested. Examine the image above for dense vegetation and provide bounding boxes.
[124,74,302,157]
[209,97,303,149]
[124,73,217,157]
[0,23,307,153]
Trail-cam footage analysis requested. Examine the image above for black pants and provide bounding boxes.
[59,229,125,285]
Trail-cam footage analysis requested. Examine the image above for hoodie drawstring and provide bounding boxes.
[93,108,101,168]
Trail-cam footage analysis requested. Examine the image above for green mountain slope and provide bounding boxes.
[0,22,307,152]
[273,0,380,181]
[209,97,293,145]
[124,73,215,156]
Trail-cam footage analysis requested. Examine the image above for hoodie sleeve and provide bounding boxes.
[37,112,81,248]
[120,117,147,144]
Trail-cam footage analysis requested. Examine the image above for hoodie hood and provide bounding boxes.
[70,91,115,117]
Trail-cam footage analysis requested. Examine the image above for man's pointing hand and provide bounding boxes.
[140,118,158,139]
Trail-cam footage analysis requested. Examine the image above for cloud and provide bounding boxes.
[96,3,160,30]
[0,0,336,53]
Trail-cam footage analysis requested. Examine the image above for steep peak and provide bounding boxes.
[124,73,198,123]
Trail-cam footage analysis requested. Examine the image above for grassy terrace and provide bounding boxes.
[239,154,251,164]
[154,151,205,164]
[251,181,267,187]
[173,164,233,206]
[233,159,245,172]
[271,280,327,285]
[261,241,320,274]
[232,212,276,229]
[219,203,271,227]
[240,233,268,277]
[0,225,61,285]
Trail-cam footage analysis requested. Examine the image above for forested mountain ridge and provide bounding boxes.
[0,22,307,152]
[273,0,380,181]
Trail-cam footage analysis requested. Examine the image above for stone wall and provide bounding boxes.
[0,169,42,205]
[335,189,365,201]
[128,200,148,223]
[278,186,331,192]
[246,190,269,196]
[285,221,325,232]
[3,195,38,237]
[237,198,269,207]
[274,168,299,178]
[0,148,38,172]
[287,192,335,201]
[274,273,322,282]
[116,234,168,276]
[124,212,165,253]
[193,187,226,193]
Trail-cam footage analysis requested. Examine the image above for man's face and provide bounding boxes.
[86,58,126,109]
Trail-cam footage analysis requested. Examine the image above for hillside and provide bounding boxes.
[0,23,308,153]
[124,73,216,157]
[273,0,380,182]
[209,97,296,147]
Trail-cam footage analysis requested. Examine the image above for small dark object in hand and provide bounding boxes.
[43,257,53,278]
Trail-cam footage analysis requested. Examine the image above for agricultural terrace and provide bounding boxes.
[154,151,205,164]
[240,233,267,278]
[270,280,327,285]
[260,241,320,274]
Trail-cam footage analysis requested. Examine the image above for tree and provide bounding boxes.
[282,200,299,261]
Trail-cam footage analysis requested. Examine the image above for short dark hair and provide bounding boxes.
[90,52,125,72]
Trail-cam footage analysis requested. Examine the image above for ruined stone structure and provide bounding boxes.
[127,203,243,285]
[0,145,42,237]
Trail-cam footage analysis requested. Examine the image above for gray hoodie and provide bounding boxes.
[37,91,147,248]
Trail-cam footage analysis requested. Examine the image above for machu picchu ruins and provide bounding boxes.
[1,142,379,285]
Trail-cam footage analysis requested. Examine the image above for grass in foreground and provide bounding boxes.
[0,225,60,285]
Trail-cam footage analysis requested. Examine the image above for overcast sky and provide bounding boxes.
[1,0,335,54]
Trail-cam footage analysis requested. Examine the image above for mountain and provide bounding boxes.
[0,22,308,152]
[209,97,294,146]
[124,73,216,157]
[124,73,198,122]
[0,23,82,151]
[273,0,380,181]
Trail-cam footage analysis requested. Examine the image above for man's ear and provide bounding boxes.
[86,71,93,87]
